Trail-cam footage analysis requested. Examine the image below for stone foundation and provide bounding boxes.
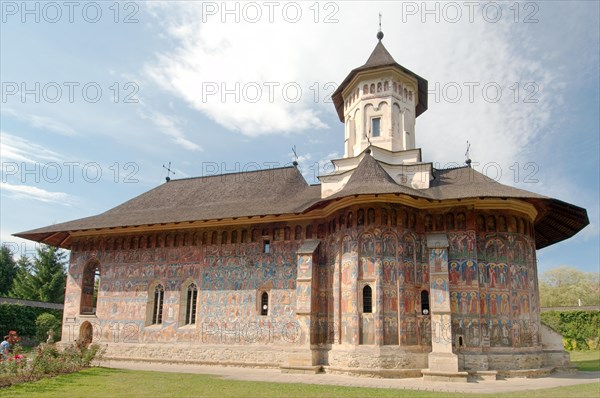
[102,343,305,368]
[325,345,429,370]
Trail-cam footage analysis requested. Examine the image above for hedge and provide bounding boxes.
[541,310,600,350]
[0,304,63,341]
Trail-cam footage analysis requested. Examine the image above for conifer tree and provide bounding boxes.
[9,245,67,303]
[0,245,18,295]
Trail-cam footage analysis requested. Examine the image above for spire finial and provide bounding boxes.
[377,13,384,41]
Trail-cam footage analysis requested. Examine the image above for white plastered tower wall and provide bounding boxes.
[342,68,419,157]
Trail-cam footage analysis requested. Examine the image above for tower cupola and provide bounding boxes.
[331,31,428,158]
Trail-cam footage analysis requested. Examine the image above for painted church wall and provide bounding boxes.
[61,204,541,359]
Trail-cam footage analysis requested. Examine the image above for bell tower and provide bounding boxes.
[321,27,431,198]
[332,28,428,158]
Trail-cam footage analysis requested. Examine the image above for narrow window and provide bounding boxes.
[261,292,269,316]
[263,239,270,254]
[421,290,430,315]
[363,285,373,313]
[152,284,164,325]
[185,283,198,325]
[371,117,381,137]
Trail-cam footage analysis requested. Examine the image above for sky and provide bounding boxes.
[0,1,598,274]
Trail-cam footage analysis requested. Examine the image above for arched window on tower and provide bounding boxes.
[363,285,373,313]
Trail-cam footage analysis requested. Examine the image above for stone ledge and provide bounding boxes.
[280,366,322,374]
[468,370,498,381]
[102,356,279,369]
[422,370,469,382]
[496,367,555,378]
[324,366,423,379]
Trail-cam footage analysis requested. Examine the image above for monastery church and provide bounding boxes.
[17,30,589,380]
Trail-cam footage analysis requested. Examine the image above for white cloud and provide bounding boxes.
[0,131,65,164]
[144,2,565,178]
[1,108,76,136]
[137,106,202,152]
[0,182,74,205]
[144,3,333,136]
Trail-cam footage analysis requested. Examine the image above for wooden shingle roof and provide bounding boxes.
[15,156,588,250]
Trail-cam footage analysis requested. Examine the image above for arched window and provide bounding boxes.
[231,230,238,244]
[357,209,365,226]
[211,231,217,245]
[152,284,164,325]
[377,82,382,92]
[221,231,228,244]
[425,215,433,232]
[241,229,247,243]
[487,216,497,232]
[306,225,313,239]
[80,260,100,315]
[446,213,455,230]
[498,216,507,232]
[295,225,302,240]
[367,208,375,225]
[381,208,388,226]
[184,283,198,325]
[363,84,368,94]
[363,285,372,313]
[370,83,375,94]
[346,212,353,228]
[457,213,466,230]
[261,292,269,316]
[421,290,430,315]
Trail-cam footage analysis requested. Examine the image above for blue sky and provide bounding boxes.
[1,1,598,274]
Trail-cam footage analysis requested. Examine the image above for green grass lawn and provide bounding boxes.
[570,351,600,371]
[0,367,598,398]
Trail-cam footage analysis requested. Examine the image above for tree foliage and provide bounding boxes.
[9,245,67,304]
[541,310,600,350]
[539,266,600,308]
[0,304,62,339]
[35,313,62,343]
[0,245,18,295]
